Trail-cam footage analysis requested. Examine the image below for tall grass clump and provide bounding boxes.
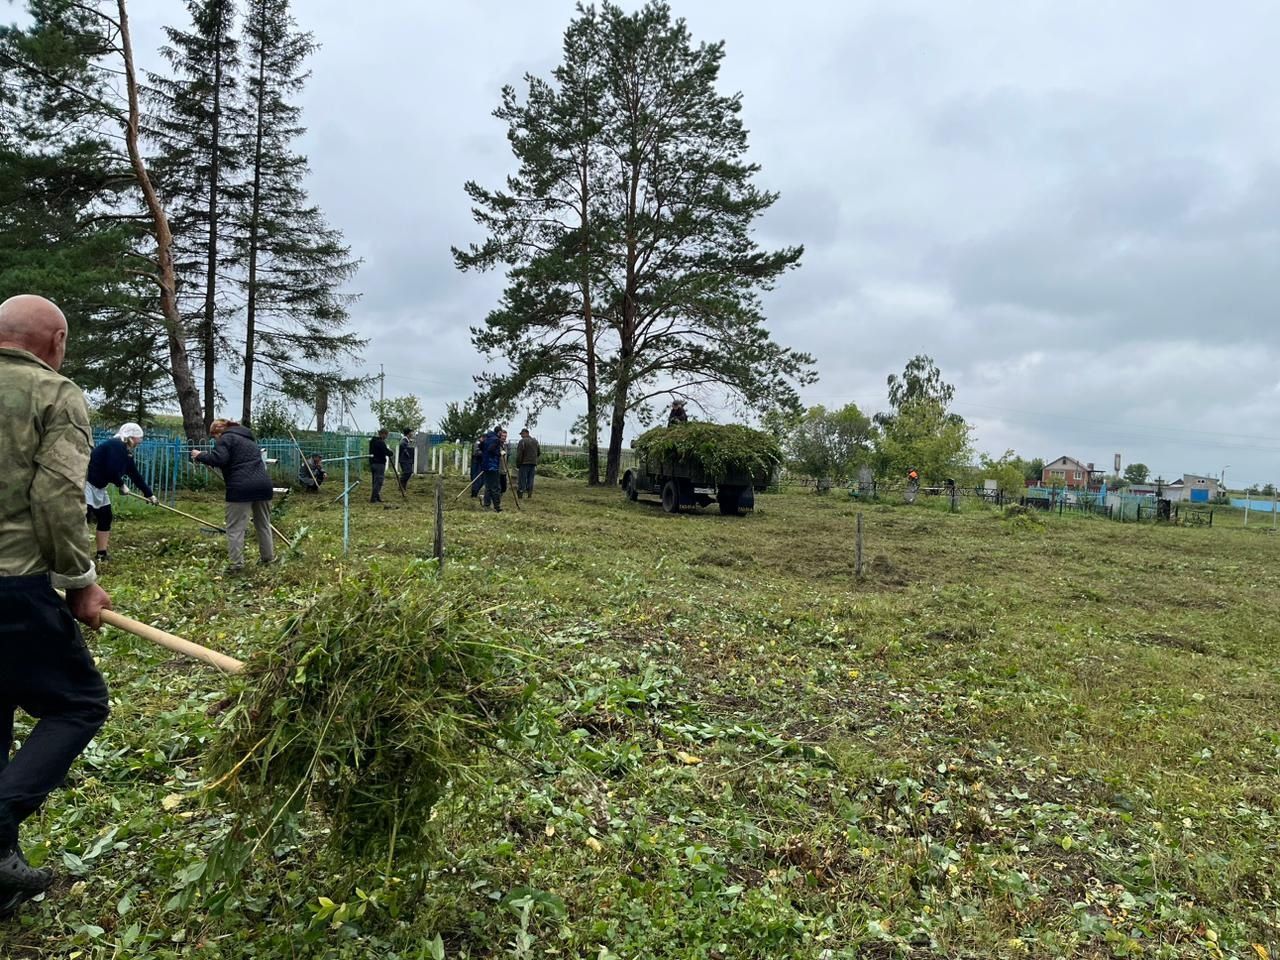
[207,560,528,863]
[634,422,782,479]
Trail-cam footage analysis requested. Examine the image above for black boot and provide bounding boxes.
[0,848,53,918]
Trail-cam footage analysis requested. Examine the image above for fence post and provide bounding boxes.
[434,475,445,571]
[342,435,351,556]
[1245,492,1250,527]
[855,512,864,579]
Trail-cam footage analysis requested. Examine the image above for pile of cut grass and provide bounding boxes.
[207,560,527,862]
[634,421,782,479]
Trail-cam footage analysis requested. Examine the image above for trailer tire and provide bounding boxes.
[661,480,680,513]
[717,485,742,516]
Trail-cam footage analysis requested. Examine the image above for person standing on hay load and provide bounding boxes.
[191,419,275,574]
[0,295,112,920]
[479,426,505,511]
[84,422,159,563]
[368,428,391,503]
[297,453,326,492]
[516,428,540,499]
[667,399,688,427]
[397,427,415,494]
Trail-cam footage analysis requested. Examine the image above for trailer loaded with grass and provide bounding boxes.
[621,422,780,515]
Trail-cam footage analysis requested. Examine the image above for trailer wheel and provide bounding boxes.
[717,485,741,516]
[661,480,680,513]
[622,470,639,501]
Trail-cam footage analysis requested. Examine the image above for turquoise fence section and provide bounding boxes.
[1231,498,1279,513]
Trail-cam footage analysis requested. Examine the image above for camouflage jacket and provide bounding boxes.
[0,348,96,589]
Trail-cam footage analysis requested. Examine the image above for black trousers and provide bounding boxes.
[0,578,109,851]
[483,470,503,510]
[370,463,386,502]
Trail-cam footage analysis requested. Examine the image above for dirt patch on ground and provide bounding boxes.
[1135,633,1210,655]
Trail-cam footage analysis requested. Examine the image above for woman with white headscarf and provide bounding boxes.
[84,422,157,563]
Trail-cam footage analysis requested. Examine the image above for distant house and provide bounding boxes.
[1127,475,1220,502]
[1041,455,1102,490]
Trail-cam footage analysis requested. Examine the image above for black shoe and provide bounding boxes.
[0,848,53,917]
[95,550,110,563]
[259,557,276,566]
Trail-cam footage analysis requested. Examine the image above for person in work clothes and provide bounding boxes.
[84,422,158,562]
[297,453,326,492]
[368,429,391,503]
[0,295,112,919]
[516,428,540,499]
[191,419,275,573]
[479,427,505,512]
[667,399,688,427]
[397,428,415,494]
[469,436,484,498]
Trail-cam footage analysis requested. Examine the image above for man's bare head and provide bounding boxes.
[0,295,69,370]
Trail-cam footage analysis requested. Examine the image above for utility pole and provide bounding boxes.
[379,363,385,404]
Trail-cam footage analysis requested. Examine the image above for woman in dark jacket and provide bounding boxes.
[397,428,416,493]
[191,419,275,572]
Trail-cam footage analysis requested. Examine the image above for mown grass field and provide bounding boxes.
[4,478,1278,959]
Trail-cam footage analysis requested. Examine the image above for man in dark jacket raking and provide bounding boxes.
[397,428,415,493]
[84,422,158,562]
[191,419,275,573]
[368,429,391,503]
[479,426,505,512]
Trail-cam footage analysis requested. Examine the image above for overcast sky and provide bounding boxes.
[122,0,1280,485]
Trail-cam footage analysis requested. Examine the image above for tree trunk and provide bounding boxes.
[201,4,225,429]
[118,0,205,442]
[315,384,328,433]
[241,40,266,424]
[579,146,600,485]
[605,138,642,486]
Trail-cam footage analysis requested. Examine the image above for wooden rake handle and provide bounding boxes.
[100,609,245,674]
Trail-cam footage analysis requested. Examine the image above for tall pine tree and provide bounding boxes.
[594,2,811,483]
[455,8,609,483]
[237,0,365,425]
[147,0,244,430]
[458,2,812,484]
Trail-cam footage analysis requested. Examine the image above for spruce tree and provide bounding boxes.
[147,0,245,429]
[237,0,365,425]
[0,0,172,421]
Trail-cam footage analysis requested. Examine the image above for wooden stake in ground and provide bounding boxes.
[121,488,225,532]
[855,512,864,579]
[434,475,445,570]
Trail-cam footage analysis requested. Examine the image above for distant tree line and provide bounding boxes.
[0,0,365,439]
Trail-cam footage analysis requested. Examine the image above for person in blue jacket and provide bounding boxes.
[479,426,505,512]
[84,422,157,562]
